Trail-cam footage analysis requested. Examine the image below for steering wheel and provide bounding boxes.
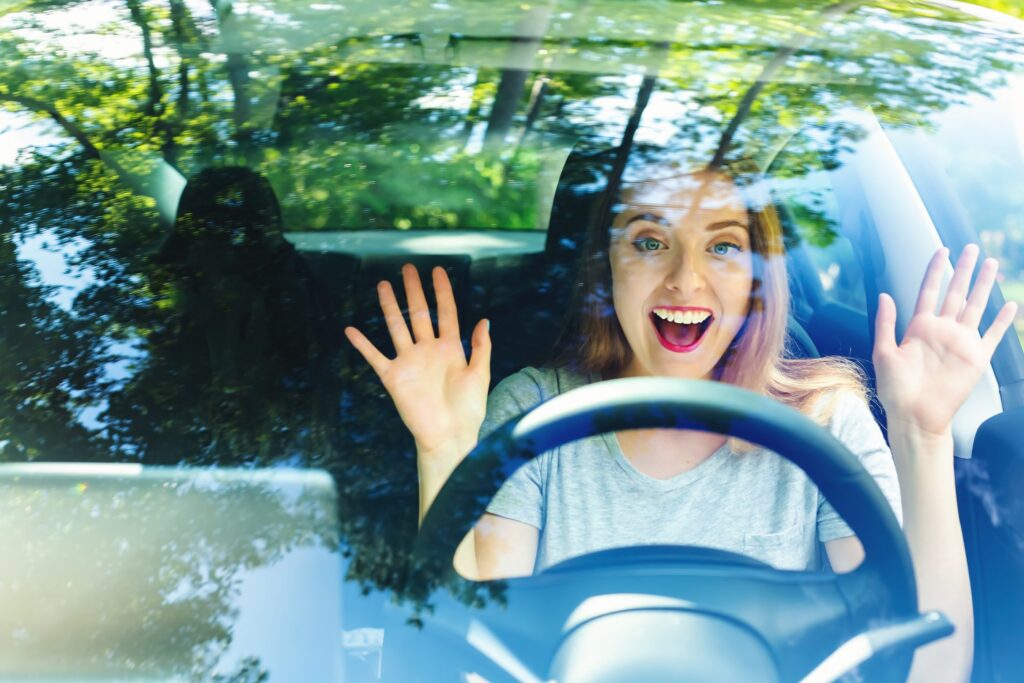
[410,378,951,682]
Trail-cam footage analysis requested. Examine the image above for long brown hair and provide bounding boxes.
[552,164,867,427]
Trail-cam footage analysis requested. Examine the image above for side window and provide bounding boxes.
[989,232,1024,350]
[885,75,1024,353]
[802,234,868,314]
[774,169,869,308]
[772,157,872,360]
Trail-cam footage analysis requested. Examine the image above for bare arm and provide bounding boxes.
[823,535,864,574]
[346,265,540,582]
[825,433,974,682]
[870,244,1018,682]
[419,440,539,580]
[474,513,539,579]
[344,264,497,578]
[823,425,972,683]
[887,426,972,683]
[419,445,539,580]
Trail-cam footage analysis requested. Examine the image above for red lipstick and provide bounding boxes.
[649,306,714,353]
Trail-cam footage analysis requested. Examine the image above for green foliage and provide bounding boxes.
[1,0,1023,637]
[0,473,336,679]
[965,0,1024,18]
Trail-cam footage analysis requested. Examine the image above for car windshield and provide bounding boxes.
[2,0,1024,680]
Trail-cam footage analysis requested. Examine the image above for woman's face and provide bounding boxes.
[609,171,754,380]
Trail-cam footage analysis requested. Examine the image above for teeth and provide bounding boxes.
[653,308,710,324]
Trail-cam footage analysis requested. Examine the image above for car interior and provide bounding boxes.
[274,114,1024,680]
[4,0,1024,679]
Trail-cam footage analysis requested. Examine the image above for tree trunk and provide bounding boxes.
[709,0,863,169]
[514,74,548,150]
[483,68,529,151]
[481,1,554,152]
[595,75,657,225]
[126,0,164,118]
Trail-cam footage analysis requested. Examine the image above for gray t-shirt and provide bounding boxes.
[482,366,903,572]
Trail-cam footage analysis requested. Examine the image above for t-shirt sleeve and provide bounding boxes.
[480,368,550,529]
[817,392,903,543]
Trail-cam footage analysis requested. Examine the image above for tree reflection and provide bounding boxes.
[0,471,336,680]
[0,0,1022,619]
[105,166,338,466]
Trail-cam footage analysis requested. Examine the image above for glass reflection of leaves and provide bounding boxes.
[0,0,1022,616]
[0,473,336,680]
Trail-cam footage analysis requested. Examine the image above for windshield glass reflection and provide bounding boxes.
[1,0,1022,670]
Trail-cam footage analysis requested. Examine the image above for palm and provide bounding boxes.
[380,334,488,451]
[345,264,491,455]
[873,245,1017,437]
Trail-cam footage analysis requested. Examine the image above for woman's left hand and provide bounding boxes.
[873,244,1019,438]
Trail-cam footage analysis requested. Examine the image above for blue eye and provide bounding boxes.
[711,242,740,256]
[633,237,665,252]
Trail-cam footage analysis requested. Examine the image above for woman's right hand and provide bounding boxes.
[344,264,491,462]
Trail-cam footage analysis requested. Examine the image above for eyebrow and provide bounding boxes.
[705,219,749,232]
[625,213,670,227]
[624,214,749,232]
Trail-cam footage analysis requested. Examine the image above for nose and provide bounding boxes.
[663,246,707,295]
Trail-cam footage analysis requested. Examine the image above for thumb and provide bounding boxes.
[468,318,492,379]
[873,293,898,360]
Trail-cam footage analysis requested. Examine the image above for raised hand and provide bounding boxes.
[873,244,1019,437]
[344,264,491,458]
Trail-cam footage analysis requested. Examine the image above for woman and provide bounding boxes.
[344,164,1017,682]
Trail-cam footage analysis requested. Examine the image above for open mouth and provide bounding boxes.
[650,308,713,352]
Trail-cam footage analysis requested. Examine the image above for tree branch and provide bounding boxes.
[709,0,865,169]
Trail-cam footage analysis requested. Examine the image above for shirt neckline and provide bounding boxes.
[585,368,732,490]
[601,431,733,491]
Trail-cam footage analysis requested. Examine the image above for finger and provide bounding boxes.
[468,318,492,379]
[959,257,998,328]
[344,326,390,377]
[402,263,436,342]
[377,280,413,351]
[433,266,460,340]
[981,301,1019,357]
[873,292,898,360]
[914,247,950,316]
[939,244,980,318]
